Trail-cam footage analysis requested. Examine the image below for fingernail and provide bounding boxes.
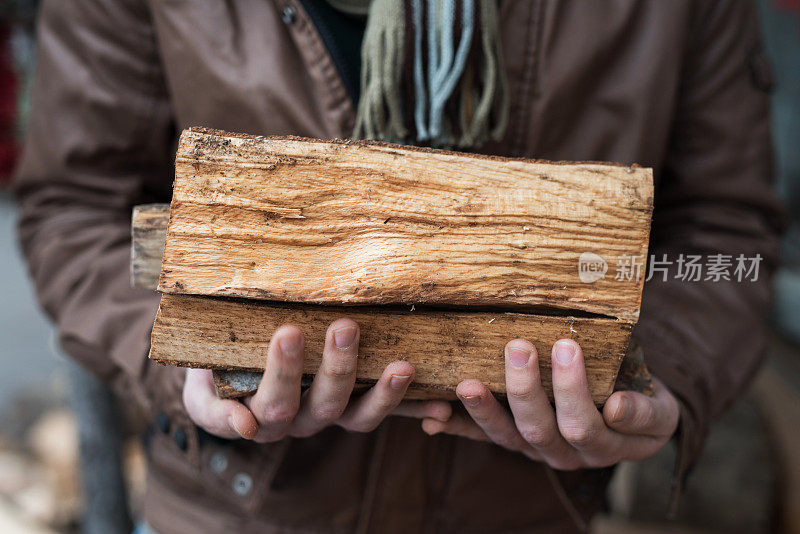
[508,347,531,369]
[460,394,481,407]
[554,341,575,365]
[228,416,242,438]
[278,335,302,357]
[390,374,411,390]
[612,400,628,423]
[333,326,357,349]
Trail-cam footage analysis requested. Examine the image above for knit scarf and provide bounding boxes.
[329,0,508,149]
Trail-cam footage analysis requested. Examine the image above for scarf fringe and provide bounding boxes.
[352,0,508,149]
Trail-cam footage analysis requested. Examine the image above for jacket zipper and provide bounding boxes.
[297,0,361,105]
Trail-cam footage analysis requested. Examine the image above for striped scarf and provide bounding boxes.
[329,0,508,149]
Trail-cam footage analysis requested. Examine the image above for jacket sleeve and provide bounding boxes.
[13,0,183,416]
[633,0,784,501]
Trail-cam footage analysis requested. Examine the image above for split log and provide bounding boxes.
[130,204,169,290]
[158,128,652,322]
[151,293,631,403]
[138,128,655,404]
[133,203,653,403]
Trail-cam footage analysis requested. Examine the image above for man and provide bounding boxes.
[14,1,782,532]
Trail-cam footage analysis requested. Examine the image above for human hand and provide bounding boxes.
[183,318,452,441]
[421,339,679,470]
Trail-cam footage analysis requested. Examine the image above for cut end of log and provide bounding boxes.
[131,203,169,290]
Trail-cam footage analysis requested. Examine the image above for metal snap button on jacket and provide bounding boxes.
[282,5,297,24]
[232,473,253,496]
[173,428,188,451]
[209,452,228,474]
[156,413,170,434]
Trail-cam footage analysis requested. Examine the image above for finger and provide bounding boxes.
[337,361,414,432]
[422,411,544,462]
[247,325,305,442]
[603,377,680,438]
[291,318,360,437]
[421,412,490,442]
[455,379,532,454]
[551,339,620,457]
[183,369,258,440]
[504,340,580,469]
[393,400,453,422]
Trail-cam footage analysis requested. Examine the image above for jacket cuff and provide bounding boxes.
[632,322,708,514]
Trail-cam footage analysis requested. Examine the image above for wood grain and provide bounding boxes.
[131,204,169,290]
[158,128,653,322]
[149,293,632,404]
[134,203,652,402]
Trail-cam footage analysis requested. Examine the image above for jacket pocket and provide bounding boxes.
[146,423,292,514]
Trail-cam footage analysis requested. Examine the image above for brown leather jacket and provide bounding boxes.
[14,1,782,533]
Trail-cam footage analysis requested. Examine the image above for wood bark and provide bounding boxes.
[159,128,653,322]
[150,293,632,403]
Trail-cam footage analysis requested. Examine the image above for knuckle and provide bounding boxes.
[506,382,535,401]
[311,401,345,422]
[552,375,582,396]
[560,425,596,447]
[518,425,555,449]
[260,402,298,424]
[322,359,357,380]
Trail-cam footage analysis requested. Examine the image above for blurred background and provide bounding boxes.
[0,1,797,533]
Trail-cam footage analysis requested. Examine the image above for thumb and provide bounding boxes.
[602,378,679,438]
[184,368,259,439]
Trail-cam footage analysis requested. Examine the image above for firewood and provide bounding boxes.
[158,128,652,322]
[138,128,655,404]
[132,204,653,402]
[151,293,632,404]
[130,204,169,290]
